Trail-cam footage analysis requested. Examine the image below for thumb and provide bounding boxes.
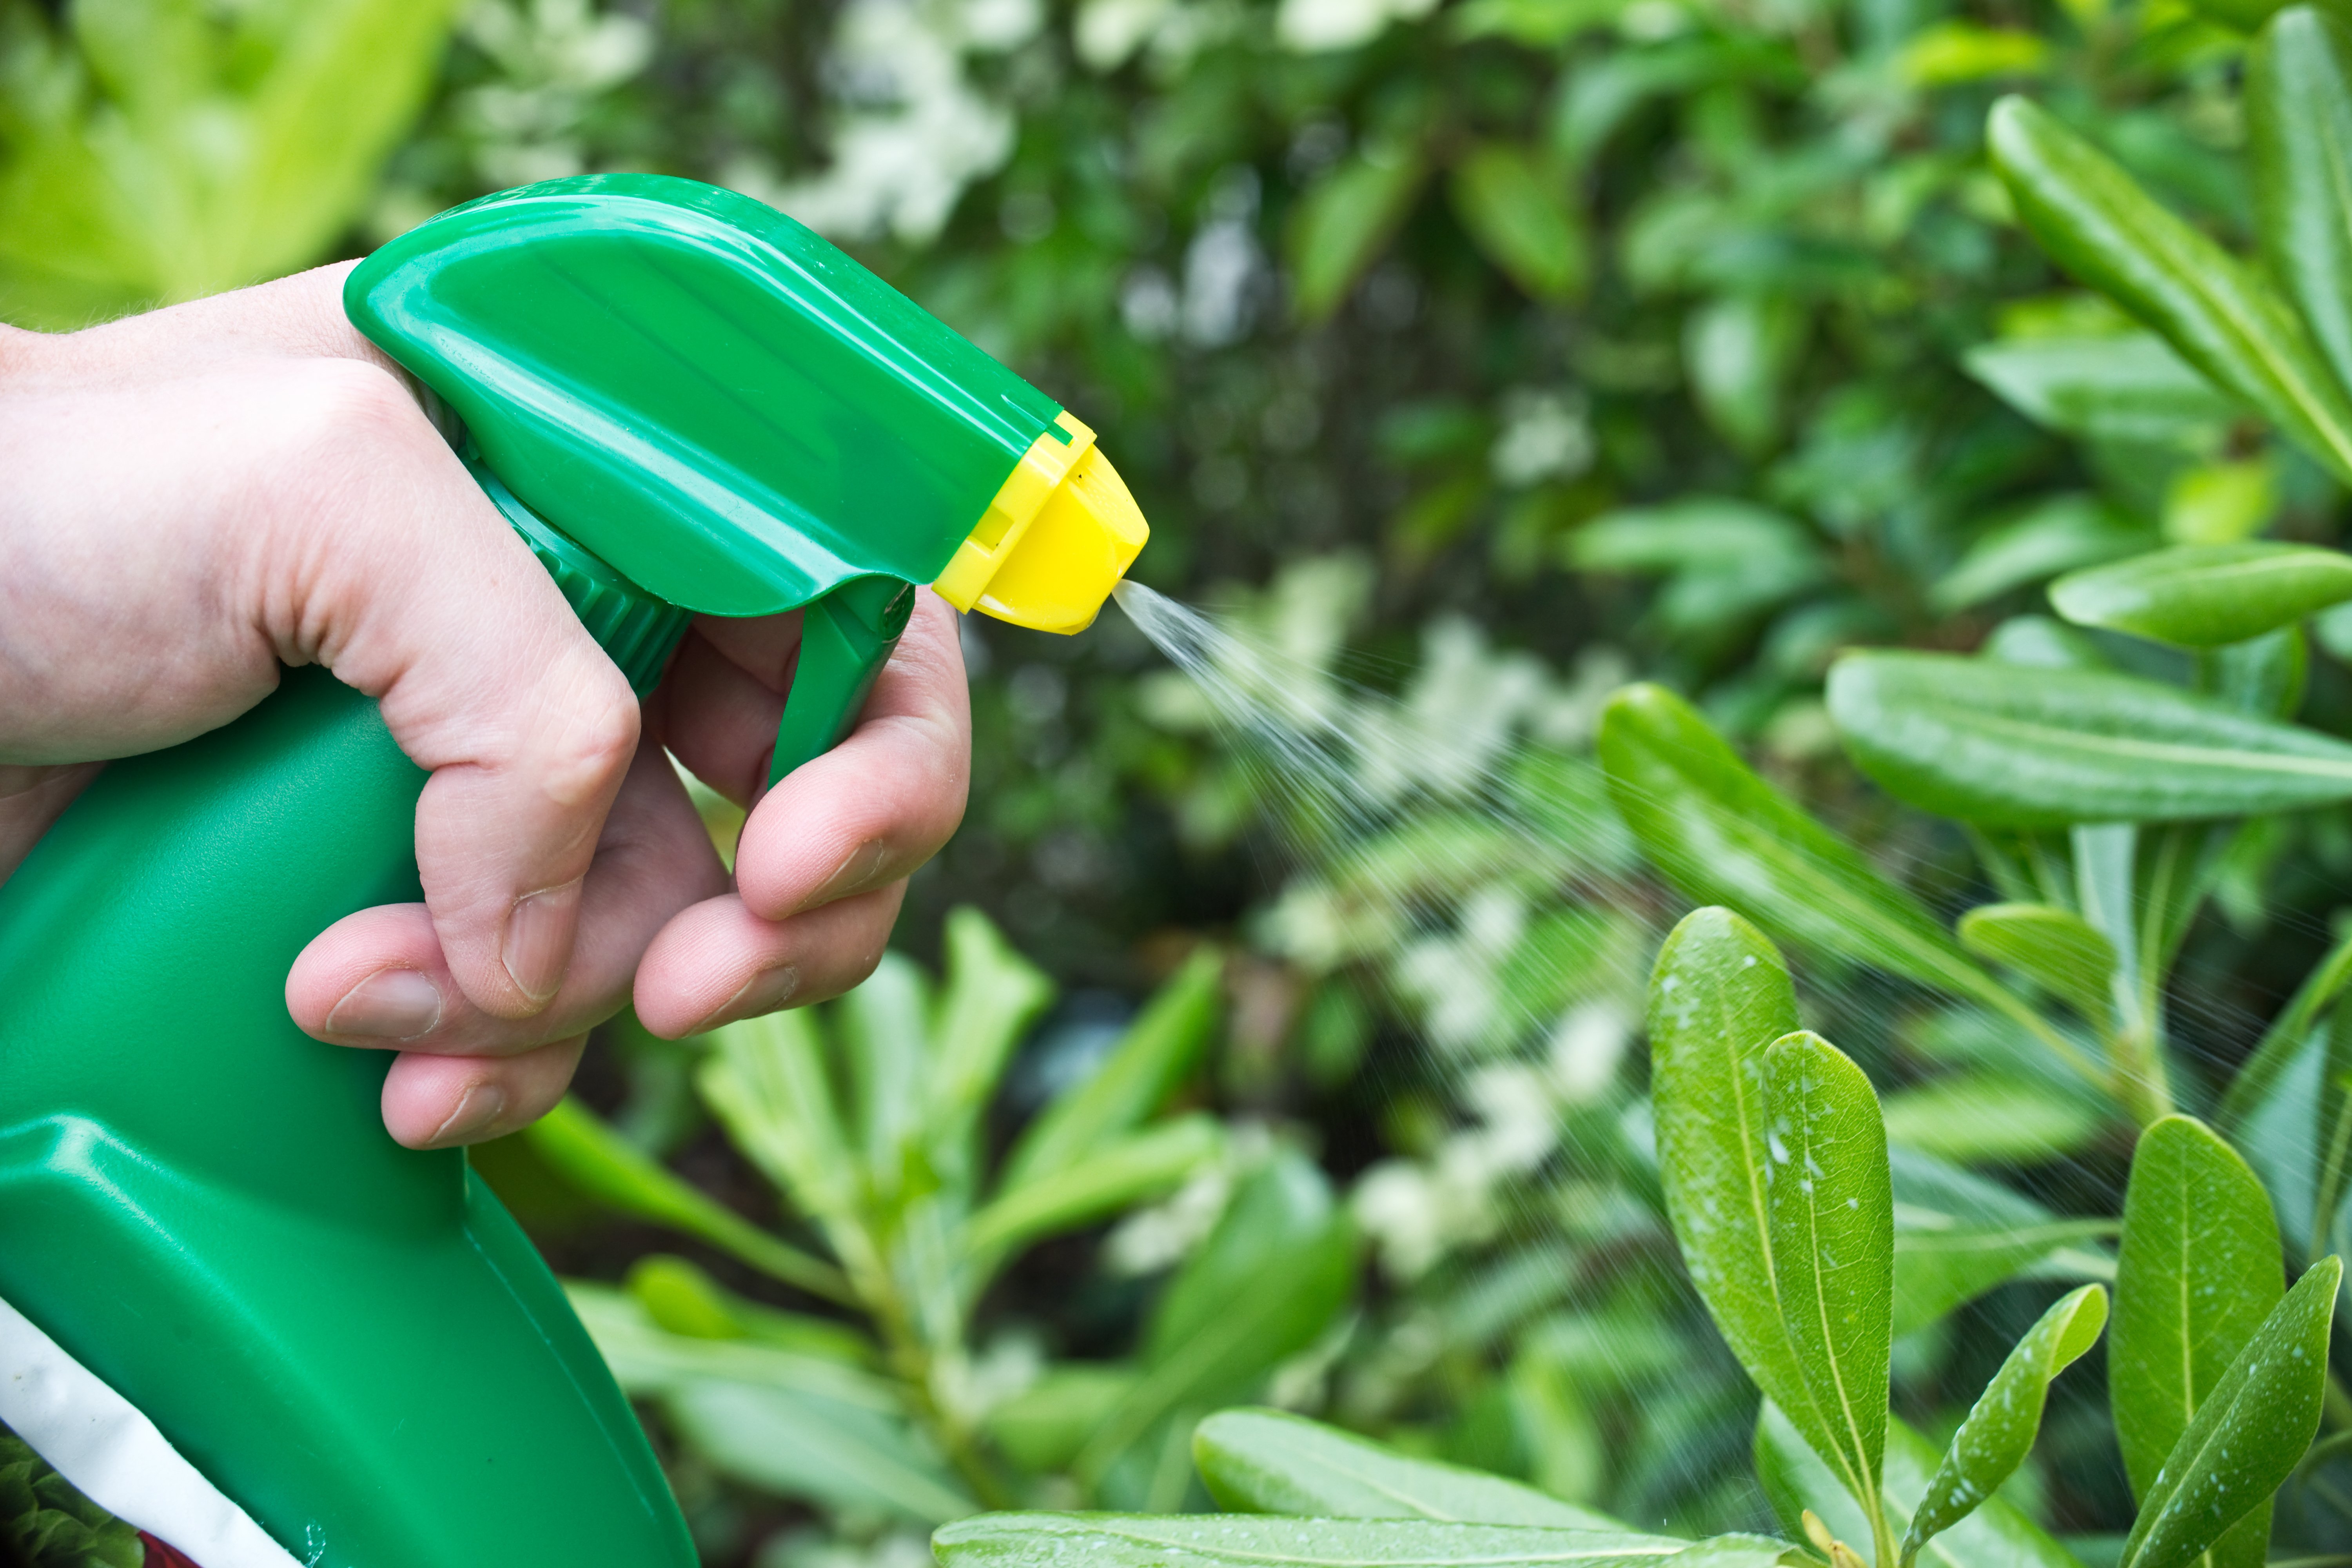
[267,359,640,1019]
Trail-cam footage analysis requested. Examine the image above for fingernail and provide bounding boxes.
[325,968,443,1040]
[803,841,887,911]
[428,1083,508,1147]
[501,880,583,1004]
[691,964,799,1033]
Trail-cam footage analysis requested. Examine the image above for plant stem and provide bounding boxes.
[1864,1485,1899,1568]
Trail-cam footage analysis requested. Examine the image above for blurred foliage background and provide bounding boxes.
[7,0,2350,1562]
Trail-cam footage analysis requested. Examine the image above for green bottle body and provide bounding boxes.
[0,666,694,1564]
[0,172,1115,1559]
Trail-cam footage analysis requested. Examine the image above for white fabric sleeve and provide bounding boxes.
[0,1292,303,1568]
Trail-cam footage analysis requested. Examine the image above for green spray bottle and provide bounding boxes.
[0,174,1147,1564]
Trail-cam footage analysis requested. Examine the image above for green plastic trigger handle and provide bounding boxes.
[0,174,1086,1566]
[771,577,918,786]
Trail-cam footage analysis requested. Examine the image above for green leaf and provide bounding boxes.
[1933,496,2156,614]
[1645,909,1805,1398]
[2049,544,2352,647]
[525,1098,851,1303]
[0,0,464,326]
[2116,1256,2341,1568]
[1600,687,2021,1017]
[2218,918,2352,1134]
[966,1114,1225,1255]
[1986,95,2352,483]
[2198,626,2308,718]
[985,1366,1140,1473]
[1891,1147,2116,1336]
[2249,7,2352,407]
[1683,294,1807,457]
[1957,904,2117,1026]
[1290,143,1428,323]
[925,907,1056,1185]
[1078,1154,1357,1481]
[1757,1406,2087,1568]
[1963,336,2241,448]
[1448,143,1587,302]
[1571,503,1829,632]
[835,951,934,1191]
[1880,1074,2106,1164]
[1645,911,1888,1534]
[1193,1407,1623,1526]
[568,1283,973,1522]
[2164,458,2280,546]
[699,1007,859,1225]
[2111,1118,2285,1506]
[622,1254,876,1362]
[1983,615,2118,671]
[999,947,1223,1192]
[934,1517,1786,1568]
[1901,1285,2109,1566]
[1762,1030,1894,1541]
[1826,650,2352,825]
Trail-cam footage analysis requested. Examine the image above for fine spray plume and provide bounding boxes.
[1106,568,2316,1499]
[0,175,1144,1566]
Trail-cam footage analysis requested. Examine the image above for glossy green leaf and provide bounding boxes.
[1987,96,2352,483]
[1901,1285,2109,1566]
[1763,1029,1894,1536]
[1757,1405,2087,1568]
[1891,1147,2115,1336]
[1645,910,1886,1528]
[1957,904,2116,1025]
[1826,650,2352,825]
[1601,686,2019,1015]
[1194,1407,1622,1526]
[1645,910,1807,1409]
[2116,1256,2341,1568]
[1449,143,1587,302]
[526,1097,850,1303]
[999,946,1223,1192]
[1880,1074,2105,1164]
[2049,544,2352,648]
[966,1114,1224,1254]
[934,1517,1784,1568]
[1933,496,2155,614]
[1078,1153,1357,1480]
[1962,336,2241,449]
[2111,1117,2285,1511]
[2249,7,2352,407]
[1291,143,1428,323]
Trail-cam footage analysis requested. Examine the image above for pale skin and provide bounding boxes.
[0,261,971,1149]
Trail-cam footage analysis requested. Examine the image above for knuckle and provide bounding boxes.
[537,664,641,808]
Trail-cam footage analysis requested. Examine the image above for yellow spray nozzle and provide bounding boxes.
[935,412,1149,634]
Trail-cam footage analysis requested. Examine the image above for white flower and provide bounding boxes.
[739,0,1038,245]
[1490,387,1595,487]
[1274,0,1439,52]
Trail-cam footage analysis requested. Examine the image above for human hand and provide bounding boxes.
[0,263,971,1148]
